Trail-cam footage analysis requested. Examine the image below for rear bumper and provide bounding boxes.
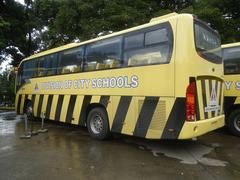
[178,115,225,139]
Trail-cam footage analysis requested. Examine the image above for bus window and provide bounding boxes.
[22,59,38,83]
[124,33,144,50]
[85,37,122,71]
[38,53,58,76]
[38,57,47,76]
[58,47,83,74]
[194,21,222,63]
[145,28,169,45]
[223,46,240,74]
[124,27,172,66]
[46,53,58,75]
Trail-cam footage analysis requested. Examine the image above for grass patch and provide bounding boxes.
[0,106,15,110]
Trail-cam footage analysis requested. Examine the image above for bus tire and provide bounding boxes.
[87,107,110,140]
[228,109,240,137]
[25,101,34,121]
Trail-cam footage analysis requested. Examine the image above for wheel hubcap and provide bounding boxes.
[234,115,240,132]
[90,114,103,134]
[26,106,33,120]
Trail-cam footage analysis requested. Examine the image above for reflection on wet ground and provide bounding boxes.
[127,139,228,166]
[0,111,23,136]
[0,111,240,180]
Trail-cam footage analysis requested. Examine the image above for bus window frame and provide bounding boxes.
[57,47,84,75]
[83,36,123,72]
[18,22,174,82]
[123,22,173,67]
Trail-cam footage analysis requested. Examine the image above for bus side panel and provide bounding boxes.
[224,75,240,97]
[17,94,111,126]
[15,94,21,114]
[14,18,177,139]
[224,74,240,114]
[109,96,184,139]
[16,93,188,139]
[15,94,27,115]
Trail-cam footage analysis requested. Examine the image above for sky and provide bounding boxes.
[0,59,12,73]
[16,0,25,5]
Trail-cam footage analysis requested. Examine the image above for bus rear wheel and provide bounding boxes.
[87,107,110,140]
[228,109,240,137]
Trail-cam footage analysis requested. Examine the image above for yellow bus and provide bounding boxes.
[15,13,224,140]
[222,42,240,136]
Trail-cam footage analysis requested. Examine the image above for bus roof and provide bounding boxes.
[22,12,184,62]
[222,42,240,49]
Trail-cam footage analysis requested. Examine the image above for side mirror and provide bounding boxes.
[7,67,18,81]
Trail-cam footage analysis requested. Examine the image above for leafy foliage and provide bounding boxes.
[0,0,239,103]
[0,0,239,67]
[0,72,15,103]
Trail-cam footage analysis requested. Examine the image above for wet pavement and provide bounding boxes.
[0,111,239,180]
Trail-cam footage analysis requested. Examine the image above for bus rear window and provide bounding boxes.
[194,21,222,64]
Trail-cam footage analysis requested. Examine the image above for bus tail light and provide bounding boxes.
[186,82,196,121]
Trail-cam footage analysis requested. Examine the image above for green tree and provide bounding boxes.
[0,71,15,103]
[0,0,41,67]
[180,0,240,43]
[32,0,193,48]
[0,0,26,66]
[1,0,240,68]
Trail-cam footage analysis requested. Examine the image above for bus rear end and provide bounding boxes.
[174,15,225,139]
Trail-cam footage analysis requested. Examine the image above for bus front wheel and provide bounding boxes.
[87,107,110,140]
[25,102,34,121]
[228,109,240,137]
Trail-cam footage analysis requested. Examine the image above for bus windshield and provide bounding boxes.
[194,21,222,64]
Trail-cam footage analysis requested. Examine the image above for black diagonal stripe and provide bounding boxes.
[31,94,36,107]
[66,95,77,123]
[17,94,22,114]
[195,82,200,121]
[133,97,159,138]
[111,96,132,133]
[224,96,237,115]
[209,79,215,118]
[100,96,110,108]
[219,82,223,113]
[24,94,28,103]
[45,95,53,119]
[31,94,36,116]
[201,80,208,119]
[161,98,186,139]
[23,95,28,113]
[55,95,64,121]
[37,95,44,117]
[79,95,92,126]
[215,81,219,116]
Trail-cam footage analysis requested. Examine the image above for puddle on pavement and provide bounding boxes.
[149,143,227,167]
[0,145,12,152]
[0,111,22,136]
[0,111,21,121]
[125,139,228,167]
